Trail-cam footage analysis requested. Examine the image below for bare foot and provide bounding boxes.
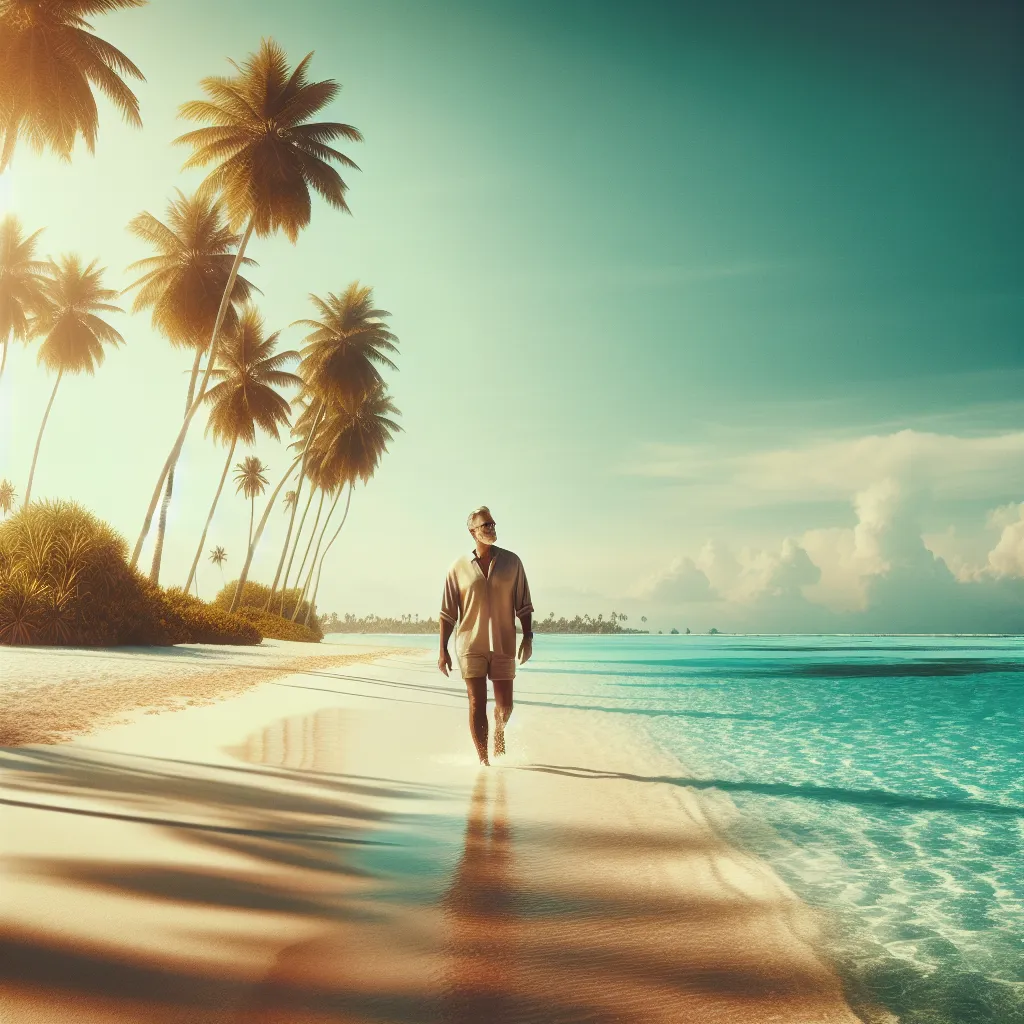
[479,757,490,767]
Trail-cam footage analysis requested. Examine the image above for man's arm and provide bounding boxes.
[517,611,533,665]
[439,617,455,675]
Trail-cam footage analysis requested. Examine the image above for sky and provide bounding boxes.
[1,0,1022,632]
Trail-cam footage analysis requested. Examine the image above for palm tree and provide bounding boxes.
[132,38,362,569]
[0,0,146,171]
[0,214,47,381]
[24,256,123,504]
[294,283,398,404]
[234,456,269,551]
[293,386,401,622]
[183,306,300,592]
[124,190,258,583]
[209,545,227,589]
[283,490,297,512]
[0,478,15,516]
[269,283,398,611]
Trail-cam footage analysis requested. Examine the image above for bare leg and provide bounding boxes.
[492,678,514,758]
[464,677,489,765]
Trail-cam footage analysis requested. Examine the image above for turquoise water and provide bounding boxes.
[328,633,1024,1023]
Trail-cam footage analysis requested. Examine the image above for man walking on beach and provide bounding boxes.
[439,507,534,765]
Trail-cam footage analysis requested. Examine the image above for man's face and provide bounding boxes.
[470,514,497,547]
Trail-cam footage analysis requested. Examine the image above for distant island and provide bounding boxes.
[320,611,647,635]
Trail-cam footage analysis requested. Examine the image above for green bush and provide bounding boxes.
[0,501,262,647]
[160,588,262,646]
[214,579,319,634]
[235,606,321,643]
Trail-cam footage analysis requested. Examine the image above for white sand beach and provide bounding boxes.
[0,640,862,1023]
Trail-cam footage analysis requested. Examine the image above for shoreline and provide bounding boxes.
[1,640,861,1022]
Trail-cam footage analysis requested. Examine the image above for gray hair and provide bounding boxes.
[467,505,492,529]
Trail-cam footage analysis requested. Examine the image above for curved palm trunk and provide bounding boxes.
[131,215,255,569]
[24,368,64,505]
[304,483,354,627]
[248,496,255,550]
[265,401,325,611]
[292,487,326,601]
[295,486,343,622]
[0,329,10,381]
[228,455,303,614]
[184,438,236,594]
[149,348,204,584]
[277,485,316,614]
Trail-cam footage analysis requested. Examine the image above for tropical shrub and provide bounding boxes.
[0,501,261,646]
[214,579,317,628]
[235,606,321,643]
[159,588,261,646]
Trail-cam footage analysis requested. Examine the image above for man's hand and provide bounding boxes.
[438,647,452,676]
[518,636,533,666]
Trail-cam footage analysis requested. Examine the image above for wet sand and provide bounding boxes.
[0,643,860,1022]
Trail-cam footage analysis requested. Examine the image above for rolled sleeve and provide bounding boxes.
[439,568,461,626]
[513,561,534,619]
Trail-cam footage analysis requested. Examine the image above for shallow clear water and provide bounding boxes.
[328,633,1024,1022]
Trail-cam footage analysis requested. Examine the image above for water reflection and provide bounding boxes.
[440,771,521,1023]
[227,707,347,773]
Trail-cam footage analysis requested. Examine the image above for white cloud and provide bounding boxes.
[635,478,1024,632]
[642,556,714,604]
[983,503,1024,579]
[629,429,1024,506]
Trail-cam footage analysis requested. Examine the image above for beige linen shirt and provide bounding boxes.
[440,546,534,657]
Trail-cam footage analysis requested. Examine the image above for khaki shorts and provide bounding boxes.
[459,651,516,681]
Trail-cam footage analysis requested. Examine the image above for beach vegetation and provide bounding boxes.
[0,500,259,646]
[157,586,261,645]
[5,21,402,646]
[0,214,48,382]
[214,579,316,628]
[322,612,440,634]
[182,307,301,593]
[132,38,362,569]
[234,606,321,643]
[24,256,124,505]
[536,612,646,634]
[0,0,146,171]
[233,455,271,551]
[294,385,401,623]
[264,283,398,617]
[0,480,16,516]
[123,190,258,583]
[318,611,650,635]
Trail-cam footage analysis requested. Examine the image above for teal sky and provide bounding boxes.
[2,0,1022,631]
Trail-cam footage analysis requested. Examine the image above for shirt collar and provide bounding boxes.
[471,545,500,562]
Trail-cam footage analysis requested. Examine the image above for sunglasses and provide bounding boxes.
[474,521,496,530]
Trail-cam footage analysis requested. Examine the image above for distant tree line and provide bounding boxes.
[534,612,645,634]
[319,610,649,634]
[320,612,440,634]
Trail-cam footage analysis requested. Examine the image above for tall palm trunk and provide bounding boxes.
[294,485,343,622]
[229,455,303,614]
[149,348,203,584]
[131,216,255,569]
[304,483,353,627]
[248,495,255,550]
[275,485,316,614]
[265,400,325,610]
[24,368,64,505]
[292,487,326,601]
[184,437,236,593]
[0,329,10,381]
